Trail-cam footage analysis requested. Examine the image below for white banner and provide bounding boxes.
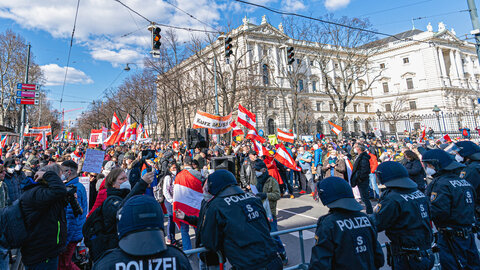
[192,110,232,134]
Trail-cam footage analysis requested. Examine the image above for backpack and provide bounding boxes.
[82,195,122,262]
[1,199,28,248]
[153,173,170,204]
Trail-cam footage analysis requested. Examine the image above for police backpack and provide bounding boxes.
[1,199,28,248]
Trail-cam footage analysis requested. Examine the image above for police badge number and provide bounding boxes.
[430,192,437,202]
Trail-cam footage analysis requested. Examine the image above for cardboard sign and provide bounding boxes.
[81,149,105,174]
[268,134,278,145]
[79,176,90,207]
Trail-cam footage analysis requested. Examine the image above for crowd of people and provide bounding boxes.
[0,130,479,269]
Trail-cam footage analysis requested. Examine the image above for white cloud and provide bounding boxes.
[324,0,350,10]
[283,0,305,12]
[41,64,93,86]
[90,48,145,67]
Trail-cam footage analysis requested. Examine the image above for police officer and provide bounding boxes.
[373,161,434,270]
[422,149,480,270]
[309,176,384,270]
[199,169,282,270]
[93,195,192,270]
[456,140,480,217]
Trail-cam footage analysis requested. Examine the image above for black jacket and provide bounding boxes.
[404,160,427,191]
[309,209,384,270]
[373,188,432,250]
[351,152,371,187]
[20,171,67,266]
[199,185,278,269]
[93,246,192,270]
[460,160,480,216]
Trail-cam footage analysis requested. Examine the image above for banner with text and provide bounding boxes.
[192,110,232,134]
[24,125,52,137]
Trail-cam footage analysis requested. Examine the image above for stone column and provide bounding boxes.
[438,48,448,86]
[455,51,465,88]
[450,50,460,86]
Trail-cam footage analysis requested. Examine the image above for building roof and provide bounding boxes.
[363,29,424,48]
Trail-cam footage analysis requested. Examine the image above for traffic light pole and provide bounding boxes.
[467,0,480,64]
[214,54,220,143]
[20,44,31,147]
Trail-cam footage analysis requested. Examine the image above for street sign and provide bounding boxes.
[16,98,38,105]
[16,83,39,91]
[16,90,39,98]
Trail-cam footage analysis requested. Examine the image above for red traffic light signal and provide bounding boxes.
[153,27,161,50]
[225,37,233,58]
[287,47,295,65]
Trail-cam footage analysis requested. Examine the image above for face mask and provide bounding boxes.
[255,171,263,177]
[170,170,177,176]
[354,149,358,154]
[425,167,436,176]
[119,181,131,190]
[7,168,14,174]
[61,174,66,181]
[455,154,464,163]
[15,165,21,171]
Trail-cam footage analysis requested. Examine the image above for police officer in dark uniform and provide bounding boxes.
[309,176,384,270]
[199,169,282,270]
[456,140,480,217]
[93,195,192,270]
[373,161,434,270]
[422,149,480,270]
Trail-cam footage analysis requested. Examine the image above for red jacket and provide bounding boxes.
[368,153,379,173]
[265,156,283,185]
[88,179,106,217]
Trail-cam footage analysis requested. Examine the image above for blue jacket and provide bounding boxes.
[65,177,88,243]
[4,172,21,204]
[314,149,323,167]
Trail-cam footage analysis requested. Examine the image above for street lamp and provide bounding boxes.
[433,105,443,136]
[376,109,382,130]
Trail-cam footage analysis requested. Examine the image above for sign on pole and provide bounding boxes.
[81,149,105,174]
[16,83,39,90]
[16,98,39,105]
[16,90,40,98]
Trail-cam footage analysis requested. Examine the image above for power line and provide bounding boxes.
[359,0,432,17]
[59,0,81,108]
[121,24,150,37]
[373,9,470,28]
[164,0,218,32]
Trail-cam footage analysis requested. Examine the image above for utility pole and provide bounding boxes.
[20,44,31,147]
[467,0,480,63]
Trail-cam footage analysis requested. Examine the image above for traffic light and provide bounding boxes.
[225,37,233,58]
[152,27,161,50]
[287,47,295,65]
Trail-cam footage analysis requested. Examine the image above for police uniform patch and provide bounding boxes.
[314,235,319,244]
[460,171,466,179]
[430,192,437,202]
[374,203,381,213]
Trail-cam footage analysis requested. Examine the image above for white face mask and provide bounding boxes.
[15,165,21,171]
[354,149,358,154]
[61,174,66,181]
[7,168,14,174]
[170,170,177,176]
[455,154,464,163]
[255,171,263,177]
[119,181,131,190]
[425,167,436,176]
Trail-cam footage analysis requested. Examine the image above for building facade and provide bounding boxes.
[158,17,480,138]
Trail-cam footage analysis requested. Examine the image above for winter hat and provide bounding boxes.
[207,169,238,195]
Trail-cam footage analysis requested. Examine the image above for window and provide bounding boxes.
[262,64,269,85]
[409,101,417,110]
[268,98,274,108]
[406,78,414,89]
[382,82,389,93]
[316,102,321,111]
[364,104,369,113]
[353,104,358,113]
[297,59,301,65]
[380,63,385,69]
[310,60,314,66]
[268,119,275,135]
[312,81,317,92]
[334,63,339,68]
[329,103,334,112]
[298,80,304,91]
[385,103,392,112]
[403,57,409,64]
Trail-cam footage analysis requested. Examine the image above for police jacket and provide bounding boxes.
[426,172,476,229]
[20,171,67,266]
[309,209,384,270]
[373,188,432,250]
[460,160,480,213]
[93,246,192,270]
[199,185,278,270]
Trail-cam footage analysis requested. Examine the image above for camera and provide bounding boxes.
[65,185,83,217]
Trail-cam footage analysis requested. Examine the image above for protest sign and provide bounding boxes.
[82,149,105,174]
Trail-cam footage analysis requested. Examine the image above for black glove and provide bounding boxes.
[256,192,267,200]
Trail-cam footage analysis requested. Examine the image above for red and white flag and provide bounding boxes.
[230,120,244,137]
[111,112,121,131]
[253,140,269,157]
[105,129,119,146]
[274,143,301,171]
[419,127,427,142]
[35,131,47,150]
[114,114,130,144]
[328,121,342,136]
[53,133,60,141]
[238,104,257,131]
[136,124,145,140]
[277,128,294,143]
[173,170,203,227]
[246,129,266,143]
[192,110,232,134]
[126,122,137,142]
[0,135,7,156]
[439,134,452,143]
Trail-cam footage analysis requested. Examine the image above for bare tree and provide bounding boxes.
[384,96,407,139]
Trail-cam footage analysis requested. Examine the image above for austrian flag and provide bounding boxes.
[277,128,294,143]
[328,121,343,136]
[238,104,257,131]
[230,120,244,137]
[274,144,301,172]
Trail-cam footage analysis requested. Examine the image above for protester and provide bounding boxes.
[321,150,346,179]
[403,150,427,192]
[0,165,9,269]
[239,150,258,190]
[162,162,179,246]
[350,144,373,214]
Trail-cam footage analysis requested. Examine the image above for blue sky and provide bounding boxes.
[0,0,476,123]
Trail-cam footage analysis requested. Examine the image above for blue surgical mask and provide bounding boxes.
[255,171,263,177]
[119,181,131,190]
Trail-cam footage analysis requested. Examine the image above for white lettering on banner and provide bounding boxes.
[449,179,472,188]
[192,110,232,134]
[400,190,426,201]
[115,258,177,270]
[336,216,372,232]
[224,193,255,206]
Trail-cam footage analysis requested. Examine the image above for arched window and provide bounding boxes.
[354,120,360,133]
[263,64,269,86]
[268,118,275,135]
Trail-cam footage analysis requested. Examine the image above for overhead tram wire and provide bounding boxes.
[164,0,219,32]
[372,9,471,28]
[59,0,81,109]
[358,0,432,17]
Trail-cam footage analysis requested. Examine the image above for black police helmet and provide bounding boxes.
[456,141,480,160]
[317,177,362,211]
[375,161,417,189]
[421,149,465,172]
[207,169,239,196]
